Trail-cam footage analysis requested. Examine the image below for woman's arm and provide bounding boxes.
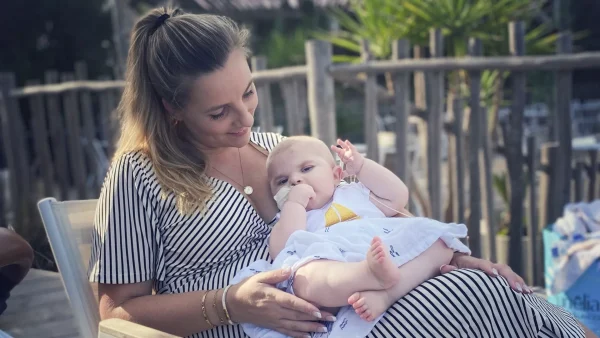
[99,268,334,338]
[440,252,532,294]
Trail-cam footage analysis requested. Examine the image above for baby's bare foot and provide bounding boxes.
[367,236,400,289]
[348,290,394,322]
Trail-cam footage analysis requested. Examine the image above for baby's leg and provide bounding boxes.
[349,239,454,321]
[293,237,400,308]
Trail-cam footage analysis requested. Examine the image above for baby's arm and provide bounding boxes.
[357,159,409,216]
[268,184,315,258]
[333,140,409,216]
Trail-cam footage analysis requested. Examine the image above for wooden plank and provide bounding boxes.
[527,136,542,286]
[427,29,444,220]
[11,80,126,97]
[361,39,379,162]
[0,79,17,229]
[75,62,99,195]
[554,33,573,208]
[45,70,71,200]
[480,106,496,262]
[327,51,600,76]
[0,73,31,234]
[539,143,561,227]
[281,80,305,136]
[26,79,54,198]
[467,38,483,258]
[589,150,598,200]
[506,22,527,276]
[573,161,585,202]
[251,56,275,133]
[453,98,466,224]
[99,318,181,338]
[305,40,337,148]
[0,269,79,338]
[392,39,411,187]
[61,73,87,199]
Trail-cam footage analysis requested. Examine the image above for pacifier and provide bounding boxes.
[273,185,292,210]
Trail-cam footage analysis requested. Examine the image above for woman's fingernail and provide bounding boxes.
[313,311,322,319]
[325,315,337,321]
[515,283,523,292]
[492,268,499,276]
[318,327,328,333]
[303,335,311,338]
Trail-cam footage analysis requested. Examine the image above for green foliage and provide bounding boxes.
[258,26,309,68]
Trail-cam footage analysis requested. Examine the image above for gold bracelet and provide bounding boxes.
[222,285,236,325]
[201,291,214,329]
[213,288,225,325]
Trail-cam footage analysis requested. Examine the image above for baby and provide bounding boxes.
[232,136,471,338]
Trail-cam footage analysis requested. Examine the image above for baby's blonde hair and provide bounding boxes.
[267,136,336,173]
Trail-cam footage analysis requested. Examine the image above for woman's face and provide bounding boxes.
[174,48,258,150]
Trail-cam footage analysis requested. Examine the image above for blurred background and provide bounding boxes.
[1,0,600,336]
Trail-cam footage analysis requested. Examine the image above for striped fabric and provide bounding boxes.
[89,132,585,338]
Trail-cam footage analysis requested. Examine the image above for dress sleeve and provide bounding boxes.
[88,154,165,284]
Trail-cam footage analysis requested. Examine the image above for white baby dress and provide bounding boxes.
[231,182,471,338]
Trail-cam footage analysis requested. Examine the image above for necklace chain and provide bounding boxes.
[211,148,253,195]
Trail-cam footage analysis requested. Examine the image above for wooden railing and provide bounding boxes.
[1,21,600,286]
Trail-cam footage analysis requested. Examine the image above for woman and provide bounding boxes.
[89,6,596,338]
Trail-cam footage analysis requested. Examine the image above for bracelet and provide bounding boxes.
[221,285,236,325]
[201,291,214,329]
[213,288,225,325]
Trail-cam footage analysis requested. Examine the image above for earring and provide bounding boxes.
[173,119,180,126]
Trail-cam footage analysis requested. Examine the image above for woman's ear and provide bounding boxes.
[162,98,182,121]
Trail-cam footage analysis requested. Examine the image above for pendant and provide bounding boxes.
[244,186,254,195]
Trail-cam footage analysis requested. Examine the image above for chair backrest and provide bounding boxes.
[38,197,100,338]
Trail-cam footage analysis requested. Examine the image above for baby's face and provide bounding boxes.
[268,144,341,210]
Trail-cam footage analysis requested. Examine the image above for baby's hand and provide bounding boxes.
[286,184,316,208]
[331,139,365,176]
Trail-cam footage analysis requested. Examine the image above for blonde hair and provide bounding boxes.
[266,136,336,172]
[114,7,249,214]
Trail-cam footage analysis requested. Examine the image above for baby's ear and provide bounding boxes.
[333,165,344,181]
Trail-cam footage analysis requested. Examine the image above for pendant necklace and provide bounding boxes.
[212,148,253,195]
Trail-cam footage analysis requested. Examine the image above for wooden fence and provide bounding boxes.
[1,21,600,286]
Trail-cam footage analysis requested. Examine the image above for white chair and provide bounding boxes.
[37,197,179,338]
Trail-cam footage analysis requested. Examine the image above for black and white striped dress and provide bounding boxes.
[89,132,585,338]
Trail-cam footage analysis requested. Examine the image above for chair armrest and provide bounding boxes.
[98,318,181,338]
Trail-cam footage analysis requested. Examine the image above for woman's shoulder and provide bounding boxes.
[250,132,285,153]
[106,150,159,188]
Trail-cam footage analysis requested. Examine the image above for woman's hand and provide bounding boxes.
[440,253,533,294]
[227,268,336,338]
[331,139,365,176]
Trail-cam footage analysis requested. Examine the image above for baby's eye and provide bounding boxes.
[277,178,288,186]
[301,166,313,172]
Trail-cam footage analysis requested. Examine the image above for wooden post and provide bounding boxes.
[539,143,561,228]
[361,40,379,162]
[251,56,275,133]
[480,106,496,262]
[453,98,466,224]
[554,33,573,207]
[467,38,483,258]
[413,46,430,213]
[507,22,526,275]
[0,92,12,228]
[527,136,541,286]
[428,29,444,220]
[61,73,87,199]
[45,70,70,200]
[281,80,306,136]
[0,73,30,233]
[75,62,99,194]
[573,161,585,202]
[392,39,411,187]
[27,80,54,198]
[589,150,598,201]
[306,40,337,148]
